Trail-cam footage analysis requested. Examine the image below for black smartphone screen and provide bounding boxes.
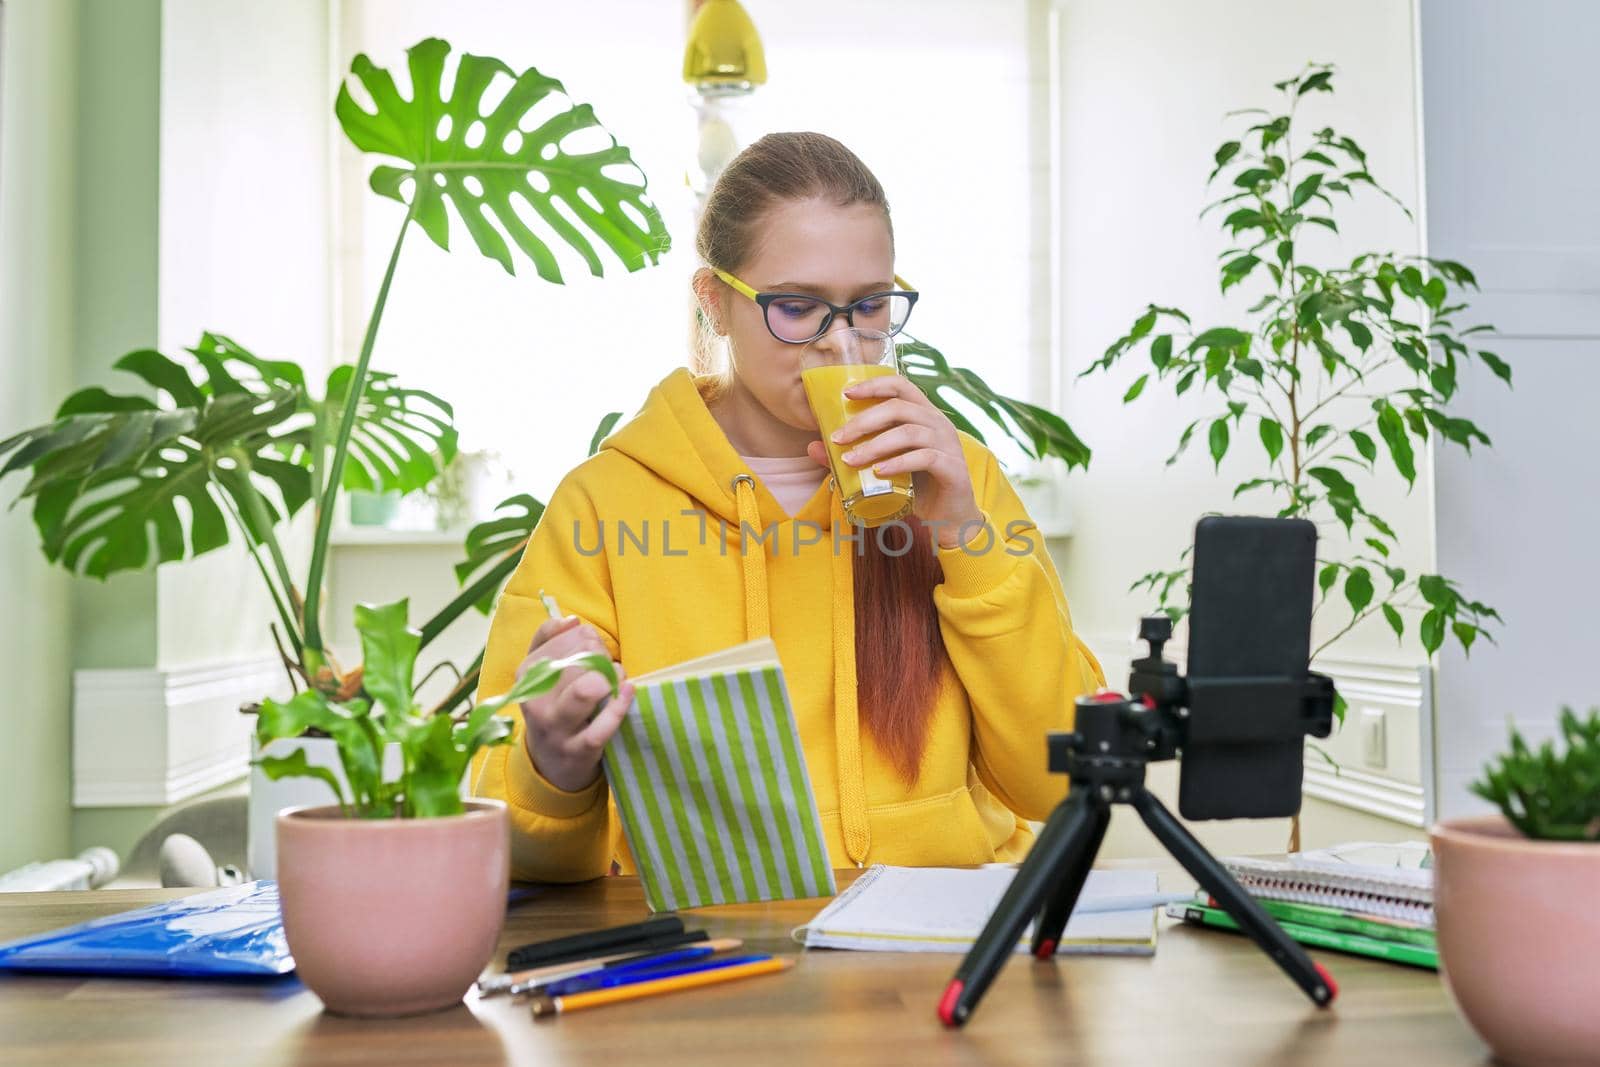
[1178,516,1317,821]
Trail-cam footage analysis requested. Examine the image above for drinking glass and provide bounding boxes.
[800,328,915,527]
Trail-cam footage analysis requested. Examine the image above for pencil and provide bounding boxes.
[529,956,793,1018]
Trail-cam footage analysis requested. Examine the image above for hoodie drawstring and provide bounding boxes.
[731,475,770,640]
[730,474,870,867]
[830,491,872,866]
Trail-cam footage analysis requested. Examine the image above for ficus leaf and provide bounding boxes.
[1260,415,1286,463]
[1477,350,1513,385]
[1319,563,1340,597]
[1420,609,1446,654]
[1291,173,1323,208]
[1344,566,1374,615]
[1208,419,1229,469]
[1150,334,1173,370]
[1375,401,1417,485]
[1382,603,1404,641]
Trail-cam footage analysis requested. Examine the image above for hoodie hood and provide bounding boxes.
[602,368,833,531]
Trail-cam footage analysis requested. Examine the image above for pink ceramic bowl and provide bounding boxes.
[1431,815,1600,1067]
[276,800,509,1017]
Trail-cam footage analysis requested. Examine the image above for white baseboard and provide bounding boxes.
[73,656,291,807]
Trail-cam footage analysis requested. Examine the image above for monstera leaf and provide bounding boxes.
[0,347,305,578]
[898,337,1092,471]
[0,335,457,579]
[336,37,670,281]
[201,332,456,494]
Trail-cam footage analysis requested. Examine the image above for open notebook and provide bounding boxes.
[603,637,836,912]
[797,865,1161,956]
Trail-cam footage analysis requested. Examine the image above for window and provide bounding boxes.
[337,0,1045,503]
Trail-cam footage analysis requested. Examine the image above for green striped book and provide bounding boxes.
[1166,900,1438,969]
[602,638,836,913]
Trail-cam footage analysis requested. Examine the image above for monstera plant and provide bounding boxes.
[0,39,668,705]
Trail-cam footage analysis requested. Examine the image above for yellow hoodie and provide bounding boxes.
[472,368,1104,881]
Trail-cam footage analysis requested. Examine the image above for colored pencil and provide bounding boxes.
[537,952,769,998]
[530,957,794,1018]
[478,937,740,997]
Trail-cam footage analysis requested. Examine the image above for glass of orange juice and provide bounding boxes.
[800,328,915,527]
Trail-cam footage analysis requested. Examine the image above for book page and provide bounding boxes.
[631,637,780,687]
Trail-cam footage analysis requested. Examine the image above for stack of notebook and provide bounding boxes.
[1165,841,1437,969]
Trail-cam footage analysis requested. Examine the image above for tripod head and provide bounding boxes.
[1050,617,1334,798]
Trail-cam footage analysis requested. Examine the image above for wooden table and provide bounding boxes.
[0,871,1486,1067]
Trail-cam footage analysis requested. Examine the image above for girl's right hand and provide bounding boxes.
[517,615,635,793]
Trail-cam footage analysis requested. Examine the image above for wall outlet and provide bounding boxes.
[1361,707,1388,770]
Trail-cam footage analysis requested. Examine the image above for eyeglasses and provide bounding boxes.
[713,269,919,345]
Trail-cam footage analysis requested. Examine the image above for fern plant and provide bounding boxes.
[1472,708,1600,842]
[1083,65,1507,710]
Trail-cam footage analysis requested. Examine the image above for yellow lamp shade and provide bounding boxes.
[683,0,767,88]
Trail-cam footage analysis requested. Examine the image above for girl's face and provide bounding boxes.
[715,197,895,433]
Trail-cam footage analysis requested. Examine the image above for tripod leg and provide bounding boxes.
[940,796,1099,1027]
[1131,789,1337,1007]
[1029,799,1111,957]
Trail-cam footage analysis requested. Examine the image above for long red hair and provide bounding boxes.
[695,132,945,783]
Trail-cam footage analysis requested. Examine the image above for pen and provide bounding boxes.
[1072,892,1195,915]
[530,957,794,1018]
[495,939,744,998]
[539,589,562,620]
[505,916,690,972]
[536,952,771,998]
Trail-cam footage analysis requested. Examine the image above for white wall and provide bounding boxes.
[0,0,79,871]
[1421,0,1600,817]
[154,0,334,669]
[1049,0,1432,856]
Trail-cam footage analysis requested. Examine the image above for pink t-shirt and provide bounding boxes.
[742,453,828,517]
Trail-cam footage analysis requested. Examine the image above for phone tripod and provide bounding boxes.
[938,617,1339,1028]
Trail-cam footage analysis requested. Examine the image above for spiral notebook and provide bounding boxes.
[1223,841,1434,925]
[603,637,836,913]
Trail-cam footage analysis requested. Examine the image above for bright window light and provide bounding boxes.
[338,1,1042,503]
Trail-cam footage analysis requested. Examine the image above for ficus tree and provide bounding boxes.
[1083,64,1508,720]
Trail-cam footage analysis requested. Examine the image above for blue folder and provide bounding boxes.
[0,880,294,977]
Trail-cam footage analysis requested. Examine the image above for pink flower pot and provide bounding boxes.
[1431,815,1600,1067]
[276,800,509,1017]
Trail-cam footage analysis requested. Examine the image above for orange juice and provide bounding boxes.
[802,362,914,526]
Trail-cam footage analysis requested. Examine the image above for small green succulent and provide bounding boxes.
[1471,708,1600,842]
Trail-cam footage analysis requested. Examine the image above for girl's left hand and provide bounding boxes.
[805,374,984,548]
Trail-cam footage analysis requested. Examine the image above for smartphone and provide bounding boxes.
[1178,516,1317,821]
